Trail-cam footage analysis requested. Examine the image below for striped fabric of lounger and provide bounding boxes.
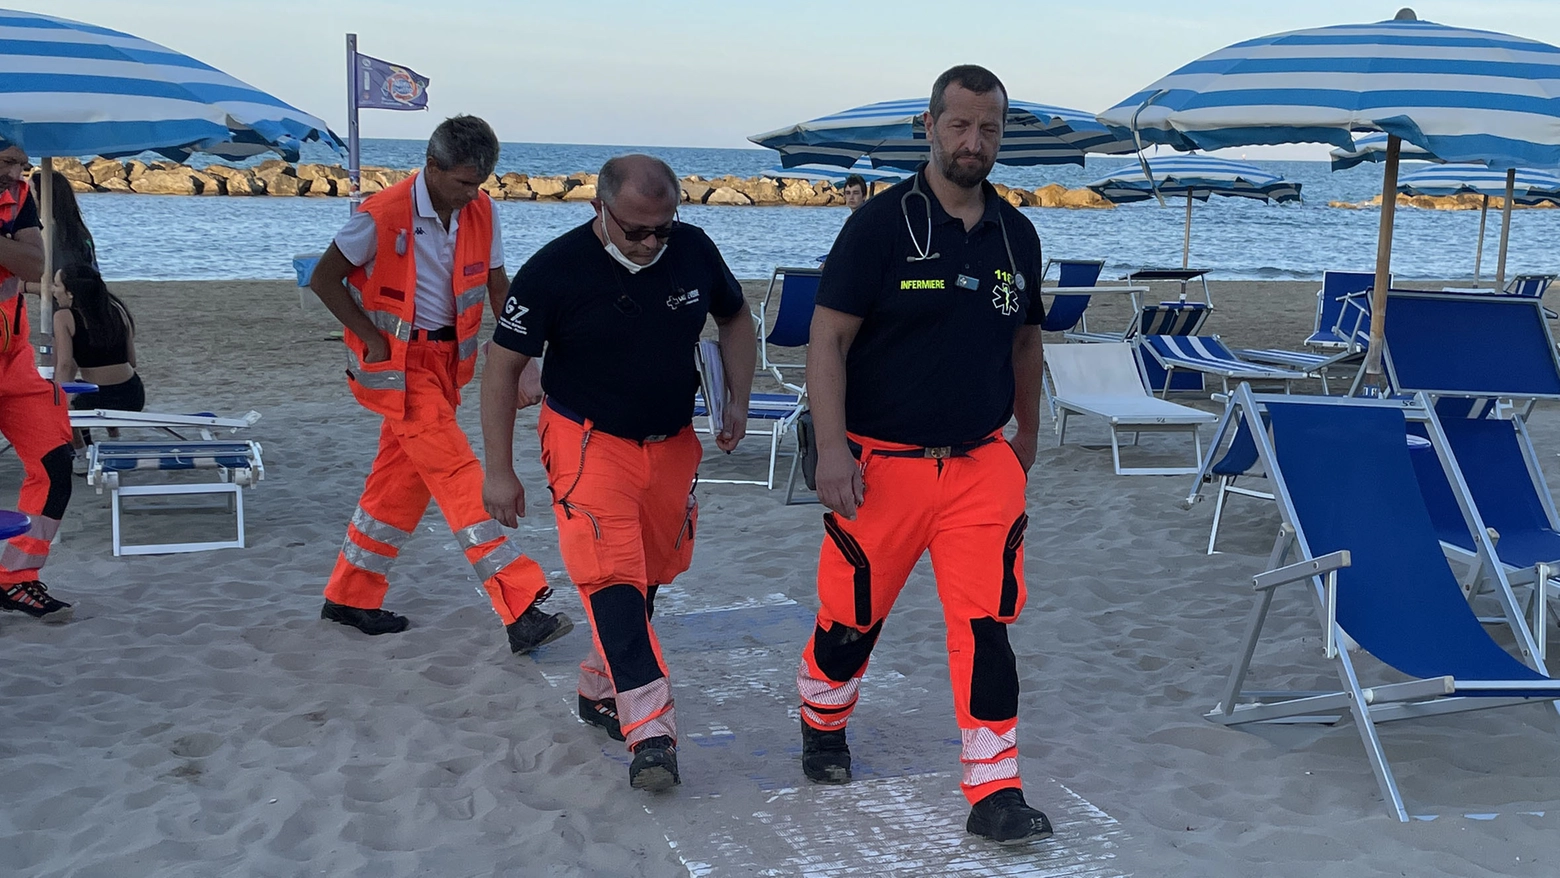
[1139,302,1210,336]
[95,442,258,472]
[1142,336,1307,393]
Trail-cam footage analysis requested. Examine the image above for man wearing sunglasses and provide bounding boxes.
[480,154,756,793]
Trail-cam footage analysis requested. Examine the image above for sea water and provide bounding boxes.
[76,139,1560,283]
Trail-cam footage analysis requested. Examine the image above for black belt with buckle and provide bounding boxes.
[848,435,1000,460]
[546,397,673,443]
[409,326,457,341]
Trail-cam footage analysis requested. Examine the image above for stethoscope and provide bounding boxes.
[899,171,1021,287]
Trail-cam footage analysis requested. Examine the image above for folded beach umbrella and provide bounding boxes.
[1397,164,1560,283]
[749,97,1136,170]
[0,7,343,353]
[761,156,912,186]
[1086,154,1301,268]
[1329,132,1438,171]
[1097,9,1560,371]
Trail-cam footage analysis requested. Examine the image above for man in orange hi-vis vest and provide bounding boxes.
[0,143,74,623]
[309,116,570,654]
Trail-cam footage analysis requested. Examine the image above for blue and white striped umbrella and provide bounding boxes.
[749,98,1135,170]
[0,8,343,161]
[1086,154,1301,269]
[1398,164,1560,283]
[1096,15,1560,170]
[1085,154,1302,204]
[1329,132,1439,171]
[1096,10,1560,371]
[761,157,911,186]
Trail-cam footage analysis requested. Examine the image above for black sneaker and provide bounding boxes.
[966,788,1054,845]
[321,600,409,635]
[0,580,73,622]
[629,735,680,792]
[800,716,851,784]
[580,694,625,741]
[507,589,573,654]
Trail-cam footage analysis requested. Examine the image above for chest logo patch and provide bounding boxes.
[667,288,702,310]
[900,278,945,290]
[992,269,1021,316]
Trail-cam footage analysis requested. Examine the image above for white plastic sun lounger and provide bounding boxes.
[1046,343,1216,475]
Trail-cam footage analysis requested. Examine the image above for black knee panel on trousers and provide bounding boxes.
[40,444,74,520]
[588,584,664,692]
[813,620,884,683]
[968,617,1019,721]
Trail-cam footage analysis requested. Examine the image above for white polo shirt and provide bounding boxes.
[334,172,505,330]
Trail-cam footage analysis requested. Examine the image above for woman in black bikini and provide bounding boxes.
[52,265,143,454]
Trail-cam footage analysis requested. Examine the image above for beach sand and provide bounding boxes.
[4,277,1560,877]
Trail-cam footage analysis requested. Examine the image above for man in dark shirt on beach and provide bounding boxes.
[793,65,1052,844]
[480,154,756,793]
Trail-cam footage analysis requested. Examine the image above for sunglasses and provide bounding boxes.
[603,202,678,242]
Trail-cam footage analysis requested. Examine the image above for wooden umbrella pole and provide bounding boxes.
[34,157,55,369]
[1474,194,1488,284]
[1365,135,1400,376]
[1182,193,1192,269]
[1496,167,1515,291]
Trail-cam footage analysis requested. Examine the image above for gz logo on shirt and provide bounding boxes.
[498,299,530,334]
[667,287,702,310]
[991,269,1023,316]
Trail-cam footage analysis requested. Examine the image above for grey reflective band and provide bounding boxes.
[350,368,405,391]
[472,538,523,581]
[456,519,506,550]
[455,286,487,313]
[351,506,414,547]
[458,336,479,361]
[0,543,46,572]
[341,538,395,575]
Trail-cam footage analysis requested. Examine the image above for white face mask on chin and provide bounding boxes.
[600,210,666,274]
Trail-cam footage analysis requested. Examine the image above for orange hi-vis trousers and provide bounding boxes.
[324,339,548,624]
[0,306,73,586]
[537,402,700,750]
[797,431,1030,805]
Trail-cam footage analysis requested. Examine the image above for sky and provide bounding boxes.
[16,0,1560,159]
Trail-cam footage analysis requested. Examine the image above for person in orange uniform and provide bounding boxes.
[309,116,570,653]
[480,154,756,793]
[795,66,1052,844]
[0,144,74,622]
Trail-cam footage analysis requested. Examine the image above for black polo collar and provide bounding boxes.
[915,164,1003,231]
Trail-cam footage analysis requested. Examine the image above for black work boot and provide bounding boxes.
[579,694,625,741]
[321,600,408,635]
[966,787,1054,844]
[506,589,574,654]
[800,715,851,784]
[628,735,680,792]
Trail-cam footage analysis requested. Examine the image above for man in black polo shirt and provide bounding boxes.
[480,154,756,793]
[793,65,1052,844]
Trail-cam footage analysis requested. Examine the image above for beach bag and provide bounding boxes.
[796,409,818,491]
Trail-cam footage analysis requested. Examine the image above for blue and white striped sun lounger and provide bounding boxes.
[87,440,265,556]
[1139,335,1308,396]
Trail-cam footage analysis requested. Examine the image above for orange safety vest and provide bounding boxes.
[1,179,32,353]
[342,174,493,419]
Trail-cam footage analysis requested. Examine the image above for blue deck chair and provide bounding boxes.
[693,391,804,490]
[1505,274,1555,299]
[755,267,820,393]
[1209,389,1558,822]
[1190,401,1274,554]
[1375,290,1560,402]
[1307,270,1381,348]
[1139,335,1307,396]
[1040,259,1104,333]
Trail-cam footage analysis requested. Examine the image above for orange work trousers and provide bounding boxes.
[324,339,547,624]
[538,402,700,749]
[0,305,73,586]
[797,431,1030,804]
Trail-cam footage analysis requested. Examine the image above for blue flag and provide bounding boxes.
[355,54,429,111]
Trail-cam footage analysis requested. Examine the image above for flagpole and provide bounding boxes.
[346,33,361,215]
